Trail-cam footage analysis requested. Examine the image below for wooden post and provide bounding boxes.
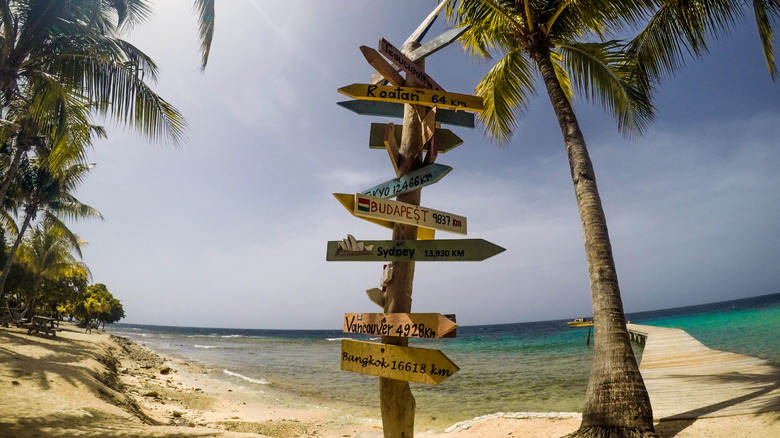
[379,41,425,438]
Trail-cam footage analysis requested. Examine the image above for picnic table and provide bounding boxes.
[24,316,59,336]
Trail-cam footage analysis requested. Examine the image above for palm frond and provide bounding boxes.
[192,0,215,70]
[753,0,779,79]
[474,48,537,144]
[558,40,655,136]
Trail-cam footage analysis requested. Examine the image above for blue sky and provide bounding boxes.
[71,1,779,329]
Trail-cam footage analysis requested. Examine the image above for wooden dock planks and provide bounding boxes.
[627,323,780,420]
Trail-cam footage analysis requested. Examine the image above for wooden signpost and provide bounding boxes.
[334,193,467,235]
[344,313,457,338]
[327,237,505,262]
[341,339,459,385]
[361,163,452,198]
[337,100,476,128]
[331,6,504,433]
[337,83,484,113]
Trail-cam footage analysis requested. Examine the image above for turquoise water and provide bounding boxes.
[109,292,779,429]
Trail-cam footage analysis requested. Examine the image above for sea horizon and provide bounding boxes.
[114,291,780,332]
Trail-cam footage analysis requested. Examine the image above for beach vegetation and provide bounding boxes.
[14,220,90,318]
[448,1,657,436]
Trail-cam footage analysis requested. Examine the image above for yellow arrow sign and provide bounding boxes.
[341,339,459,385]
[336,193,467,235]
[333,193,435,240]
[344,313,457,338]
[337,83,483,113]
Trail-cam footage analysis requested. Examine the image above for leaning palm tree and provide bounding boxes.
[0,152,102,299]
[0,0,216,205]
[15,221,90,317]
[450,1,658,436]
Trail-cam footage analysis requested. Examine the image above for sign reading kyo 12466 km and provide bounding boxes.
[334,193,467,235]
[341,339,459,385]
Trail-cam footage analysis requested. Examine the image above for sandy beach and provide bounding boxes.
[1,323,778,437]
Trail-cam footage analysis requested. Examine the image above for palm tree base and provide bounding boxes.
[565,426,658,438]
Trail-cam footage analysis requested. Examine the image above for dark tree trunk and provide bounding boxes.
[0,207,34,301]
[528,38,655,437]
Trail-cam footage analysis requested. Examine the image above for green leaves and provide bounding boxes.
[558,40,654,136]
[452,0,657,143]
[628,0,778,81]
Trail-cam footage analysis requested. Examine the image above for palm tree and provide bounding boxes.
[628,0,778,80]
[0,151,102,300]
[15,221,90,317]
[0,0,216,205]
[450,1,657,436]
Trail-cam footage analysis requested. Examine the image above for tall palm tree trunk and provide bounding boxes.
[0,208,35,300]
[0,143,28,207]
[529,42,655,436]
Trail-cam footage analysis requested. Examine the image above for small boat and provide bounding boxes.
[567,318,593,328]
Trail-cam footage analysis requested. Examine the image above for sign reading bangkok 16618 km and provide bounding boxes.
[341,339,459,385]
[335,193,467,235]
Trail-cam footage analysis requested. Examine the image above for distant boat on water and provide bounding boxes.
[567,318,593,328]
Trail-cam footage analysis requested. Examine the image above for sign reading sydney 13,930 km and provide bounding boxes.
[327,235,505,262]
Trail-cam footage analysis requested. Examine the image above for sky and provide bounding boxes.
[69,1,779,330]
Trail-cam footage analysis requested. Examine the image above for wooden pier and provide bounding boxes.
[627,323,780,420]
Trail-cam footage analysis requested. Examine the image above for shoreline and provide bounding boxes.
[1,322,777,437]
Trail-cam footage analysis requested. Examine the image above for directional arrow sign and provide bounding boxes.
[333,194,435,240]
[360,46,405,87]
[337,83,483,113]
[378,38,444,91]
[335,193,467,235]
[337,100,475,128]
[327,238,505,262]
[341,339,459,385]
[371,27,470,85]
[369,123,462,153]
[344,313,457,338]
[361,163,452,198]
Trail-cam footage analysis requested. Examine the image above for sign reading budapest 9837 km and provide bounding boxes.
[334,193,467,235]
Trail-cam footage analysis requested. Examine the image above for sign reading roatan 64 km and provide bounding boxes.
[327,235,505,262]
[334,193,467,235]
[337,83,484,113]
[341,339,459,385]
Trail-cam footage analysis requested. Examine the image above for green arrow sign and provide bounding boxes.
[341,339,459,385]
[337,100,475,128]
[337,83,483,112]
[327,236,505,262]
[361,163,452,198]
[369,123,462,153]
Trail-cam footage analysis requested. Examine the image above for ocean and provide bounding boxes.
[108,292,780,429]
